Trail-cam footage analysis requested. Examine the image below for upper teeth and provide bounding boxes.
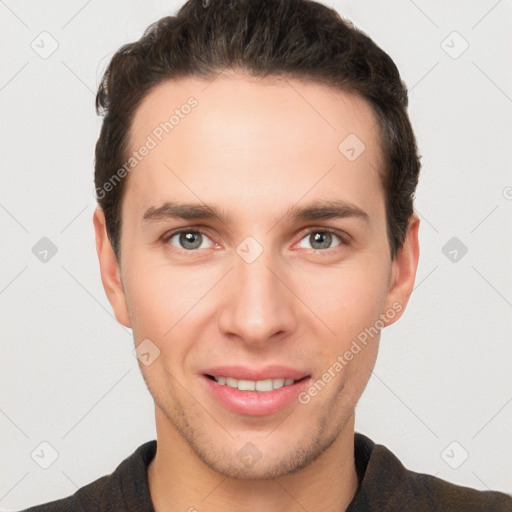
[214,376,295,391]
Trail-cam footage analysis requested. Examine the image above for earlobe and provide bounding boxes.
[93,207,131,328]
[383,214,420,327]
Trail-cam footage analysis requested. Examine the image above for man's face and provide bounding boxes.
[97,73,416,478]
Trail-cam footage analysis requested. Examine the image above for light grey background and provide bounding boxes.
[1,0,511,509]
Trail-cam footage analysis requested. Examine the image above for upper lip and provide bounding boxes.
[202,365,310,381]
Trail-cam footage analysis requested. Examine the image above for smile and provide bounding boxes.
[202,369,311,416]
[207,375,298,392]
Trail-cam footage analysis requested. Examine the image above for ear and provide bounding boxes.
[93,207,131,328]
[382,214,420,327]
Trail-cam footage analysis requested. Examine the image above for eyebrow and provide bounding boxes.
[283,200,369,223]
[141,199,370,225]
[142,202,229,224]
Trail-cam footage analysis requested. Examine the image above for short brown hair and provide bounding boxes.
[95,0,420,260]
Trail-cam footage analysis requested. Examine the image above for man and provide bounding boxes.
[23,0,512,510]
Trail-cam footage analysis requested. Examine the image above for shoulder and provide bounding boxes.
[401,463,512,511]
[352,433,512,511]
[18,475,109,512]
[18,440,156,512]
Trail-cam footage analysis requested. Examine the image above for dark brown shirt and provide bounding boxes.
[21,433,512,511]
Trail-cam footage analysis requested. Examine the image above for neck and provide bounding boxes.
[148,407,359,512]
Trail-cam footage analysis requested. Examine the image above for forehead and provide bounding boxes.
[130,73,380,152]
[124,73,385,223]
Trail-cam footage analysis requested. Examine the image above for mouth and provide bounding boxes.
[201,368,311,416]
[205,374,306,392]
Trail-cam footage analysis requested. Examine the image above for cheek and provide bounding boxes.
[122,254,222,341]
[294,259,390,349]
[125,274,169,335]
[123,266,196,383]
[303,262,388,320]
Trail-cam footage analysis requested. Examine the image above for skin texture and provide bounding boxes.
[94,72,420,512]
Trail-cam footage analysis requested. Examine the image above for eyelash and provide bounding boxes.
[161,228,215,252]
[297,227,350,252]
[161,227,350,254]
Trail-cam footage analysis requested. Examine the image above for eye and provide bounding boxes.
[165,230,215,251]
[297,230,345,251]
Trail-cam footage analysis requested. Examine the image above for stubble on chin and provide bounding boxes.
[153,391,353,481]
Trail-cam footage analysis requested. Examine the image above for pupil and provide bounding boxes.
[180,232,201,249]
[311,232,331,249]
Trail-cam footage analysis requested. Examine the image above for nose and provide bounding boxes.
[217,247,297,347]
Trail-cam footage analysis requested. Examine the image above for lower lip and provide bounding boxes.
[202,375,311,416]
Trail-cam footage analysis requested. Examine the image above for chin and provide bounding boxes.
[188,424,341,481]
[198,448,316,480]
